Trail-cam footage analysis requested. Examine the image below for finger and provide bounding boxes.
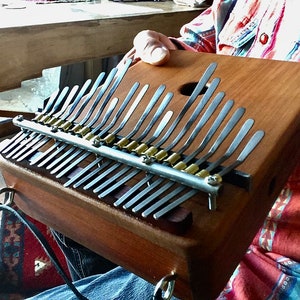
[133,30,176,65]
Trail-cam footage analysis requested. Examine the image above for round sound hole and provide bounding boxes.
[179,82,208,96]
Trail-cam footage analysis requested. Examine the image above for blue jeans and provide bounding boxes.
[51,230,117,281]
[27,230,178,300]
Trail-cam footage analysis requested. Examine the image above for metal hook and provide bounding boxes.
[0,187,15,206]
[152,273,176,300]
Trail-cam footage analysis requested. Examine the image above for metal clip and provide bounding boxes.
[0,187,16,206]
[152,273,176,300]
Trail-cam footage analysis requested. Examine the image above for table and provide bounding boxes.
[0,0,203,91]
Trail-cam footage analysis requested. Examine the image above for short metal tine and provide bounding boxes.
[114,174,153,207]
[164,78,221,153]
[71,157,104,188]
[16,136,50,162]
[90,85,163,192]
[55,98,119,178]
[132,180,174,214]
[100,110,174,198]
[122,87,223,210]
[92,88,172,194]
[181,100,240,167]
[37,143,68,168]
[63,83,140,187]
[204,118,254,173]
[1,87,70,155]
[67,84,145,190]
[123,177,163,210]
[153,189,198,220]
[216,130,265,177]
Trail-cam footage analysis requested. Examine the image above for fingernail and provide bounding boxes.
[151,47,168,62]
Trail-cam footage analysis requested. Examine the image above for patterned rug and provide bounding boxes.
[0,205,70,299]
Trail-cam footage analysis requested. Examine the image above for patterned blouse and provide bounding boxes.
[174,0,300,62]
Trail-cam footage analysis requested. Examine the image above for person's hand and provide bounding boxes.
[121,30,178,66]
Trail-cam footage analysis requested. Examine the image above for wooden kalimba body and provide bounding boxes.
[0,51,299,299]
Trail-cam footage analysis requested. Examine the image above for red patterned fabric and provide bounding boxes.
[0,209,70,298]
[218,162,300,299]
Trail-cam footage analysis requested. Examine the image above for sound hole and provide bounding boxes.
[179,82,208,96]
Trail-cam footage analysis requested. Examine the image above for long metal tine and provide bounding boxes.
[127,90,224,212]
[84,85,166,191]
[51,97,119,175]
[114,64,219,207]
[186,106,245,167]
[63,82,141,187]
[69,72,107,126]
[1,86,71,155]
[81,59,132,130]
[216,130,265,177]
[203,118,254,173]
[54,98,119,177]
[99,87,222,199]
[49,83,148,175]
[151,130,265,219]
[97,110,174,196]
[133,98,234,215]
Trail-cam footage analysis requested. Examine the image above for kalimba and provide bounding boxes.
[0,51,299,299]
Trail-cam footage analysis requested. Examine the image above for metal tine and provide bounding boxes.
[130,92,227,213]
[153,189,199,220]
[29,72,117,166]
[182,106,245,168]
[142,107,252,217]
[63,82,140,187]
[84,84,167,191]
[50,83,148,175]
[9,81,91,161]
[5,86,74,159]
[203,118,255,174]
[50,97,119,176]
[92,90,173,193]
[27,87,83,165]
[54,97,120,178]
[152,117,252,205]
[73,58,131,132]
[100,87,223,199]
[114,63,219,208]
[163,78,221,154]
[132,97,233,215]
[58,72,106,125]
[1,86,69,155]
[43,60,132,172]
[37,86,71,122]
[152,130,265,219]
[15,86,83,162]
[54,79,92,125]
[216,130,265,177]
[70,84,149,188]
[96,110,174,196]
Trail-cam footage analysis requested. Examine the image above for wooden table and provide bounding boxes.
[0,0,203,91]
